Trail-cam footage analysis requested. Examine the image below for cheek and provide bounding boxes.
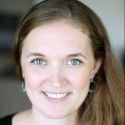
[68,68,92,89]
[22,66,45,89]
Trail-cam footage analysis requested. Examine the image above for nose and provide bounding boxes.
[49,65,67,88]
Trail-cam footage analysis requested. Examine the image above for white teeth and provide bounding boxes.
[45,93,68,99]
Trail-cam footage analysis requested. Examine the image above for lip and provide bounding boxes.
[42,91,70,103]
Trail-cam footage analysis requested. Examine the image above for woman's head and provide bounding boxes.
[14,0,108,80]
[13,0,124,124]
[20,20,102,119]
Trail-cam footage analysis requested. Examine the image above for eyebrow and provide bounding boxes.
[27,53,46,58]
[67,53,87,59]
[27,52,87,59]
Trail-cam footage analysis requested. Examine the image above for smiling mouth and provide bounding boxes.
[44,92,68,99]
[42,92,70,102]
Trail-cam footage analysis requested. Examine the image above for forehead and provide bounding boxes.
[22,21,92,56]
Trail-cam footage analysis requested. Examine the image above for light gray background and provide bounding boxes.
[0,0,124,118]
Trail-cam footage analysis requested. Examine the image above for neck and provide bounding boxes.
[29,107,78,125]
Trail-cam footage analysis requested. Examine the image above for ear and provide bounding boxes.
[91,59,102,79]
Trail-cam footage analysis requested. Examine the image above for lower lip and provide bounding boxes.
[42,92,70,103]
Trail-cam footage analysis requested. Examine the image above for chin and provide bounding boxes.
[45,111,68,119]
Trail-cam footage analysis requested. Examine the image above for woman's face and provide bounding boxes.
[21,21,100,119]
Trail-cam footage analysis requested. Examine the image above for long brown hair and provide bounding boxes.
[13,0,124,124]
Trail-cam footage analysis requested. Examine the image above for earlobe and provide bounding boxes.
[21,68,25,79]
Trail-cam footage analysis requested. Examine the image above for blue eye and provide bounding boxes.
[67,59,83,66]
[31,58,46,65]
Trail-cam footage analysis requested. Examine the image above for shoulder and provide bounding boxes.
[0,114,15,125]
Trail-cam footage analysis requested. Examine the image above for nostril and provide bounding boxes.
[49,69,67,88]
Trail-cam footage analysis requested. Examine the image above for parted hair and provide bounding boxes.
[13,0,124,125]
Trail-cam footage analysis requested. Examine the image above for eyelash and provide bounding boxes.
[67,58,84,66]
[30,58,84,66]
[30,58,46,65]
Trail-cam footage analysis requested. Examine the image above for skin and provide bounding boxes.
[12,20,101,125]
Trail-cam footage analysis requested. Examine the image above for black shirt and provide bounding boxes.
[0,114,14,125]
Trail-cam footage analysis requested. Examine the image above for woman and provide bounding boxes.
[0,0,124,125]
